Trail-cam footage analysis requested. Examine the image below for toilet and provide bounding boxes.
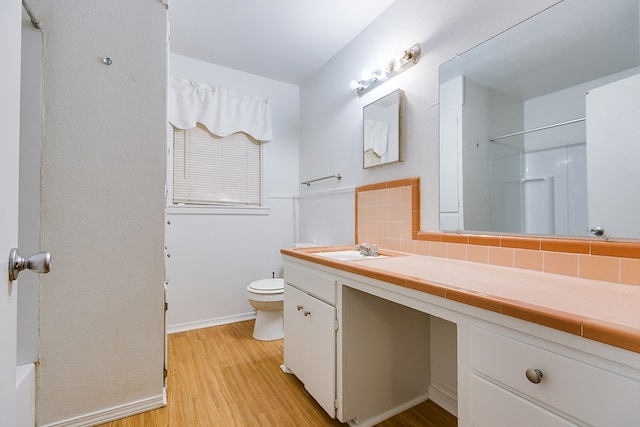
[247,278,285,341]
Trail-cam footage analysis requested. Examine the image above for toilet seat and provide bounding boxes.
[247,278,284,295]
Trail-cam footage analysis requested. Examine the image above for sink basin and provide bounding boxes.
[315,250,387,261]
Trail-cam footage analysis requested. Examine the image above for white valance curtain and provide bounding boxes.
[168,78,273,141]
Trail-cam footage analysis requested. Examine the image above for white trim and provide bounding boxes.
[166,205,270,216]
[16,363,35,427]
[346,394,430,427]
[267,193,296,200]
[168,312,256,334]
[298,186,356,199]
[428,380,458,417]
[165,194,294,215]
[40,392,165,427]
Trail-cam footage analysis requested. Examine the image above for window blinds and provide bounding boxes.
[173,124,261,206]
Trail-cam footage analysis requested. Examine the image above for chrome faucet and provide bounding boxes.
[355,243,379,257]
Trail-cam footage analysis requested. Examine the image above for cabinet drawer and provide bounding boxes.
[469,326,640,426]
[470,373,575,427]
[284,262,337,305]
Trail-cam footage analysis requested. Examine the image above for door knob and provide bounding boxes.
[8,248,51,281]
[525,368,544,384]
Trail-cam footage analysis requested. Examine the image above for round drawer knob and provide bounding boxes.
[525,368,544,384]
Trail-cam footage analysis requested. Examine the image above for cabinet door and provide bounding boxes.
[283,283,336,417]
[283,284,308,379]
[301,290,336,417]
[471,374,576,427]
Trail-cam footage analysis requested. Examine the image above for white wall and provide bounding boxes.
[37,1,167,425]
[297,0,559,416]
[164,4,563,333]
[166,54,300,332]
[299,189,355,245]
[298,0,559,244]
[523,67,639,152]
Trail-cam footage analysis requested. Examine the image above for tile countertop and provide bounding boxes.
[281,246,640,354]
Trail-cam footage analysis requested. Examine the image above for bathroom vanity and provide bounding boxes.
[281,247,640,427]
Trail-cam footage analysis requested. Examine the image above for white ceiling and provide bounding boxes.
[440,0,639,100]
[169,0,397,85]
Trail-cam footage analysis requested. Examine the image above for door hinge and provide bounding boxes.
[165,302,169,311]
[334,398,339,410]
[334,319,339,331]
[163,368,168,379]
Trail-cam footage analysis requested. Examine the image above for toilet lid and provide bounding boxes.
[248,278,284,293]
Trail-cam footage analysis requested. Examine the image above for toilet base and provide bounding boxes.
[253,309,284,341]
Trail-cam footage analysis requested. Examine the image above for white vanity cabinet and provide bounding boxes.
[467,325,640,426]
[283,263,337,418]
[282,251,640,427]
[283,258,432,426]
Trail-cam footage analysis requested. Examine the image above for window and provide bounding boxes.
[173,123,261,206]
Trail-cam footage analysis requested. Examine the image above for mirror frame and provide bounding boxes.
[363,89,404,169]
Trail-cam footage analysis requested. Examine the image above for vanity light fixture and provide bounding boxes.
[349,44,420,96]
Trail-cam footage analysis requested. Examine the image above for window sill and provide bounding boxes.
[166,205,270,216]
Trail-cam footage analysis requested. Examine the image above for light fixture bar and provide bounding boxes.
[350,44,420,96]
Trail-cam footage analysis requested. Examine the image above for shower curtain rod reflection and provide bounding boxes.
[490,117,585,142]
[301,174,342,187]
[22,0,42,29]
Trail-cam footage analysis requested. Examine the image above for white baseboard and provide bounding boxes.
[347,393,430,427]
[429,381,458,417]
[40,391,165,427]
[345,383,457,427]
[167,312,256,334]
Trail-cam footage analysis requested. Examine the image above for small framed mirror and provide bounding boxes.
[363,89,403,169]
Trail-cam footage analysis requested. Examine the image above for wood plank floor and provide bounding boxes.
[97,320,457,427]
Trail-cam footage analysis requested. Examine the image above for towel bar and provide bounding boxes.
[301,174,342,186]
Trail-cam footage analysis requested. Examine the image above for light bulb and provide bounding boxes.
[360,69,374,81]
[395,49,408,61]
[349,80,362,90]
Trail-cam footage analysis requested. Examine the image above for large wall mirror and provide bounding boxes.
[439,0,640,239]
[363,89,403,168]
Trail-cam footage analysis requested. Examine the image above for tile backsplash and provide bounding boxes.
[356,177,640,286]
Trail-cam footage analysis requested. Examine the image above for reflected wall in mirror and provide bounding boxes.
[439,0,640,239]
[363,89,403,169]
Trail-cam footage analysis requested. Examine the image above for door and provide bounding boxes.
[0,1,23,426]
[586,73,640,239]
